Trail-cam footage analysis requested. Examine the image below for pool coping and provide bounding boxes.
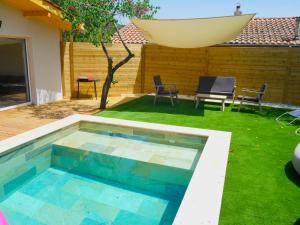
[0,114,231,225]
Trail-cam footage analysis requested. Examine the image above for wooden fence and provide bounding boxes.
[62,42,300,105]
[143,45,300,105]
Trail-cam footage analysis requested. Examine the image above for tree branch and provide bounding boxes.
[114,23,133,55]
[112,53,134,74]
[112,23,135,74]
[101,41,112,63]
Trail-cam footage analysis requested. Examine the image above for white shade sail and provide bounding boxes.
[132,14,255,48]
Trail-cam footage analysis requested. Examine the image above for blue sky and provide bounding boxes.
[150,0,300,19]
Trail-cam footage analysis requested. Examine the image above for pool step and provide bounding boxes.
[52,130,201,171]
[51,144,193,199]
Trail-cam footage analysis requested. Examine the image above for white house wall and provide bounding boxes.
[0,3,63,104]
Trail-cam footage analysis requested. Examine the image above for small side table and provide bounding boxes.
[195,94,227,111]
[77,78,100,99]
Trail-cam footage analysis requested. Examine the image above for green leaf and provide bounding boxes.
[112,80,119,85]
[53,0,159,44]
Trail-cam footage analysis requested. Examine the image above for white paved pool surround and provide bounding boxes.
[0,114,231,225]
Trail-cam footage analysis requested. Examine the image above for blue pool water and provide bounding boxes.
[1,168,180,225]
[0,122,206,225]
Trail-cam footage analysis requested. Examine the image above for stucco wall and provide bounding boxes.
[0,3,62,104]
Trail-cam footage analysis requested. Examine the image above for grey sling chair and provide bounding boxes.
[237,84,267,112]
[153,75,179,106]
[276,109,300,135]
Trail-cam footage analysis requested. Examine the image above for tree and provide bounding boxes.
[54,0,159,109]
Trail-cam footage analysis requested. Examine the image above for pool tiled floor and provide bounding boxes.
[54,131,199,170]
[0,168,178,225]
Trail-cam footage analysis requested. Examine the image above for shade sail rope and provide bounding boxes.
[132,14,255,48]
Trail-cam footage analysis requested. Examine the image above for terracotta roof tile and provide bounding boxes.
[228,17,300,46]
[112,23,148,44]
[113,17,300,46]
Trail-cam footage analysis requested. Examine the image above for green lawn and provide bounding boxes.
[96,96,300,225]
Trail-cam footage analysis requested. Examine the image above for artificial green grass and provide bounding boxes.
[95,96,300,225]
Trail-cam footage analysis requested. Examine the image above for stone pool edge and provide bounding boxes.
[0,114,231,225]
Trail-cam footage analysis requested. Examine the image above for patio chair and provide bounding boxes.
[276,109,300,135]
[153,75,178,106]
[237,84,267,112]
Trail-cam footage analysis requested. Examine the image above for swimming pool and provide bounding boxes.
[0,115,231,225]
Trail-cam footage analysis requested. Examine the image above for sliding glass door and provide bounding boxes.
[0,38,30,109]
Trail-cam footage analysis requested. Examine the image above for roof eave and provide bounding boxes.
[2,0,71,30]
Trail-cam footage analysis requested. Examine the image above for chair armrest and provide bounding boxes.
[241,88,262,94]
[165,84,177,91]
[242,88,259,92]
[165,84,176,87]
[240,89,264,101]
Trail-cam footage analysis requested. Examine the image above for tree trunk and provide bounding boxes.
[99,25,135,110]
[99,43,134,110]
[100,58,113,109]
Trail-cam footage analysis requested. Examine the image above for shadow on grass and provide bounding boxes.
[103,95,205,117]
[103,95,291,120]
[285,161,300,188]
[294,218,300,225]
[230,103,295,119]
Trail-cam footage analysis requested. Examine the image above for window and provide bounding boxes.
[0,38,30,109]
